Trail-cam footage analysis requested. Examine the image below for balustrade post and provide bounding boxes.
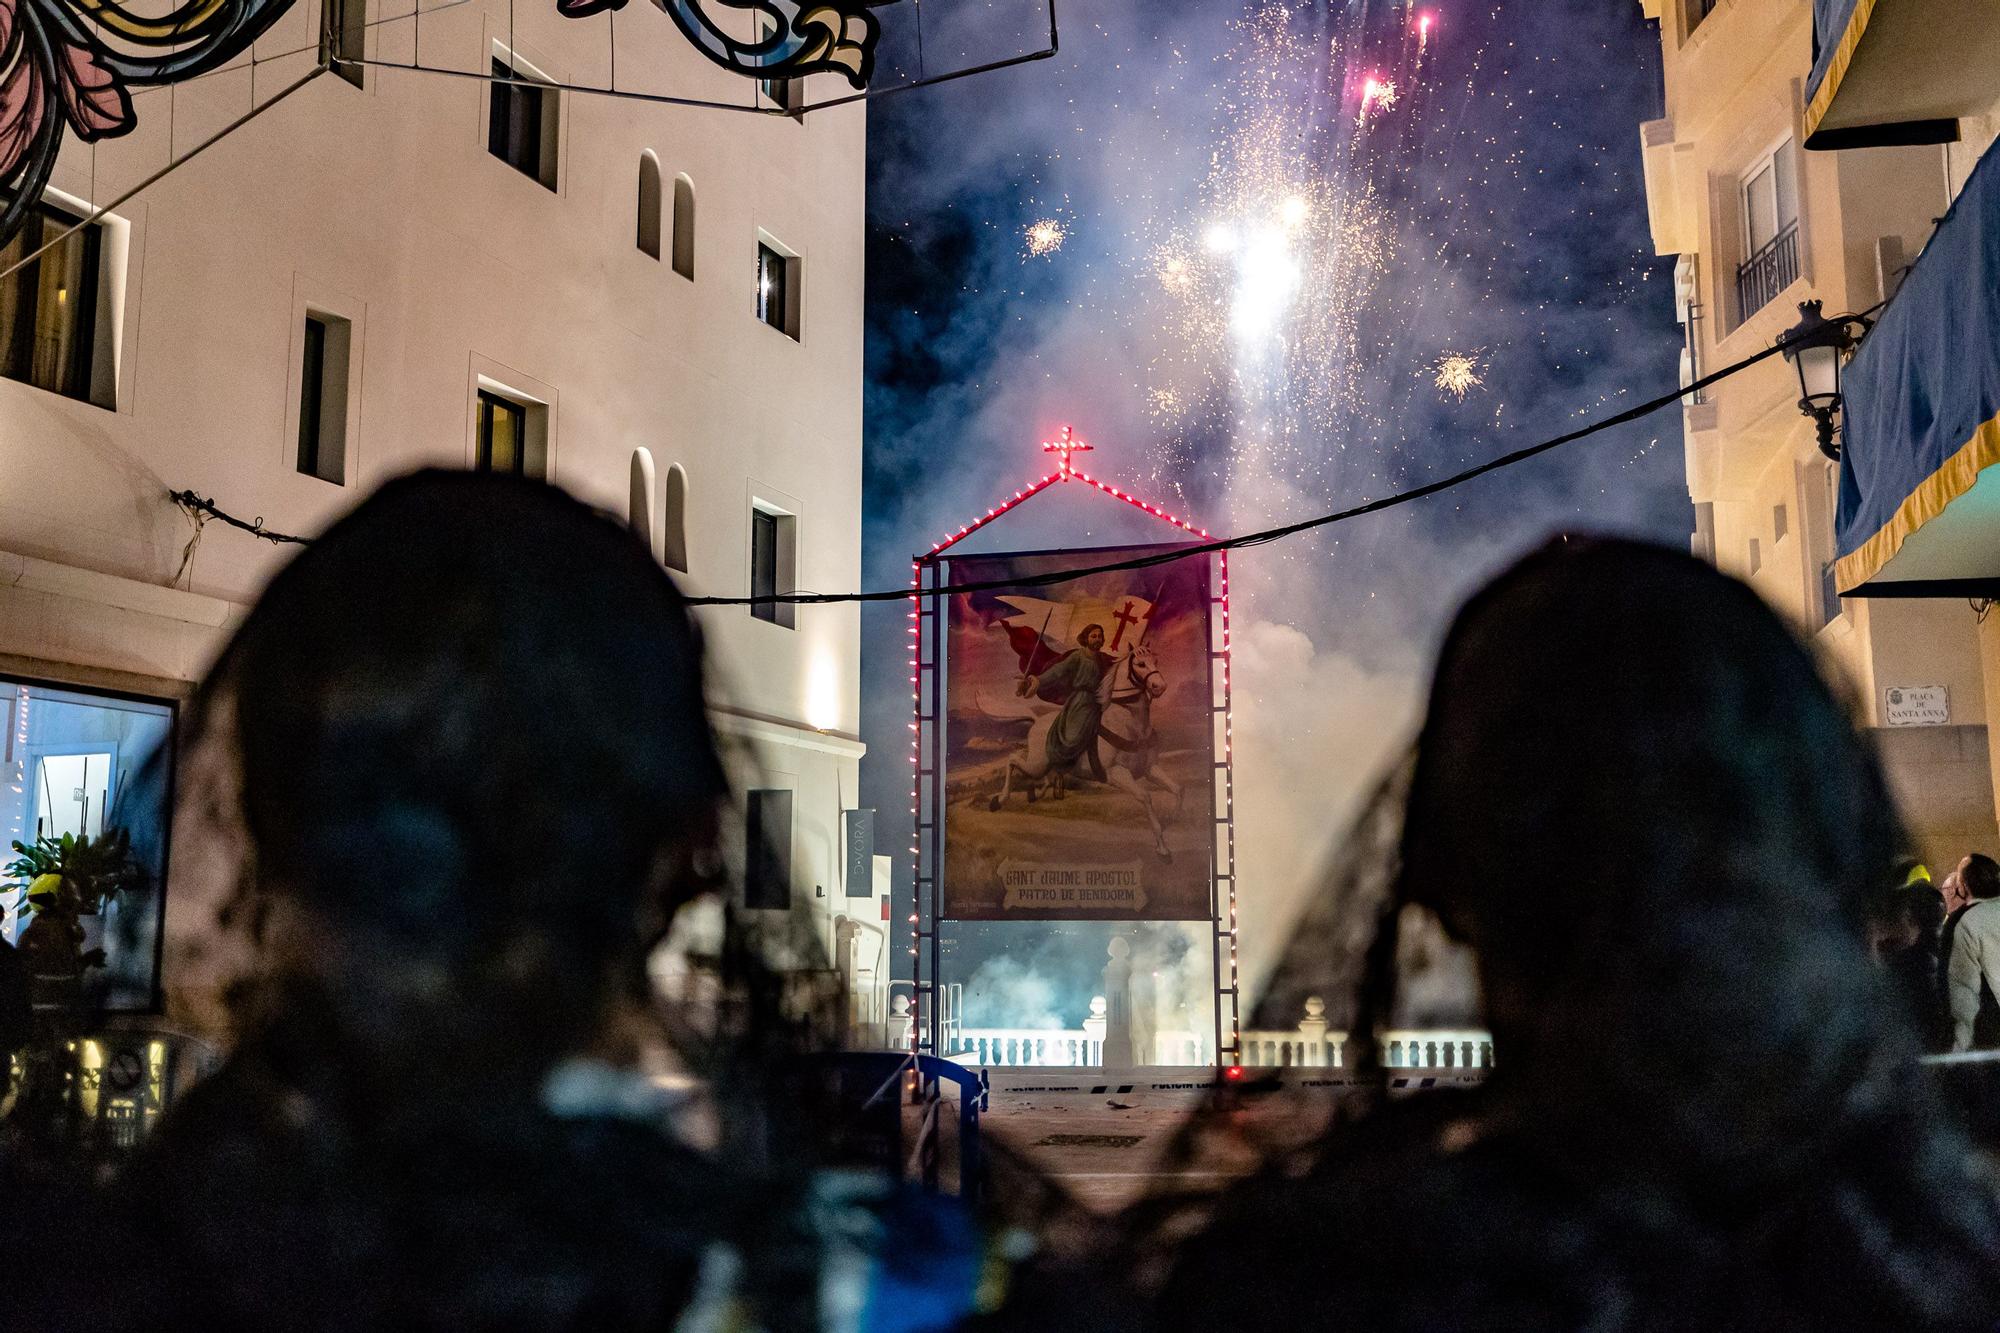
[1298,996,1329,1068]
[1083,997,1108,1070]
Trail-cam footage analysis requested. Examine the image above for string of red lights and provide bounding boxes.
[902,427,1242,1060]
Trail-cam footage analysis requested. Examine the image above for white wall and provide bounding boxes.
[0,0,868,1030]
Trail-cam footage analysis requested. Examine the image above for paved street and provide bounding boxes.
[968,1067,1486,1212]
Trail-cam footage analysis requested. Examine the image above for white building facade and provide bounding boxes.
[0,0,882,1035]
[1636,0,2000,869]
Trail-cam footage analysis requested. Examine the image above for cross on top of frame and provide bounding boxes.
[1041,424,1094,476]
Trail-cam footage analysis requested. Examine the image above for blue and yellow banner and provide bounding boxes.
[1835,139,2000,590]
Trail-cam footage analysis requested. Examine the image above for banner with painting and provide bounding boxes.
[941,545,1215,920]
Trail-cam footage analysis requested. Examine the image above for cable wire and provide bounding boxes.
[166,306,1876,605]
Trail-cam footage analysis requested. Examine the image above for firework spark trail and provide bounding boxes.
[1358,74,1398,126]
[1129,1,1440,513]
[938,0,1668,546]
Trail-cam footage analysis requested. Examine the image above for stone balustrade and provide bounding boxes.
[935,994,1496,1072]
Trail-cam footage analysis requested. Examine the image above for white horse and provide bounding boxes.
[1096,642,1184,861]
[980,642,1183,861]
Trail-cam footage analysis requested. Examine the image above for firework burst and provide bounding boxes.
[1433,351,1485,401]
[1023,218,1066,258]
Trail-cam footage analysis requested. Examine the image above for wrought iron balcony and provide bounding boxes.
[1736,221,1800,321]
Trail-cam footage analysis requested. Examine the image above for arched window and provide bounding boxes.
[637,152,662,259]
[671,174,695,280]
[664,463,689,573]
[629,448,658,554]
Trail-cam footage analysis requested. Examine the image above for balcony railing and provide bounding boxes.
[1736,221,1800,321]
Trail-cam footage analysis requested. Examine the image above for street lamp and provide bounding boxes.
[1782,299,1856,461]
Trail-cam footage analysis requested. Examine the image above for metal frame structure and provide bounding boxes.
[906,429,1240,1068]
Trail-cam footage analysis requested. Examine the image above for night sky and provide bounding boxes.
[857,0,1688,1027]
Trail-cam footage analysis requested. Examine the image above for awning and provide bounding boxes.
[1804,0,1998,150]
[1835,139,2000,595]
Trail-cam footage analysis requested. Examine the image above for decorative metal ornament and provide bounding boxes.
[0,0,296,245]
[556,0,885,90]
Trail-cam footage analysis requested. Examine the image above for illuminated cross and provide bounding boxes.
[1042,424,1093,476]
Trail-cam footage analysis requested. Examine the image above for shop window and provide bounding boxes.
[745,789,793,909]
[296,312,351,485]
[488,54,558,190]
[0,199,107,408]
[1,676,173,1011]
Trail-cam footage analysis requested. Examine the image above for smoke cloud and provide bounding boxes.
[862,0,1688,1042]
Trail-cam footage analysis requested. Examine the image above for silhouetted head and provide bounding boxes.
[206,470,727,1089]
[1963,853,2000,901]
[1147,537,2000,1331]
[1398,537,1911,1166]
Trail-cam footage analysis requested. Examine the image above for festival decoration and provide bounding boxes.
[0,0,899,257]
[0,0,296,251]
[557,0,885,89]
[907,426,1240,1062]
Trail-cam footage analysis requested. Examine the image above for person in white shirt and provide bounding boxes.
[1945,853,2000,1050]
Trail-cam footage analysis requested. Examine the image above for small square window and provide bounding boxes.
[1773,503,1788,543]
[1748,537,1762,577]
[750,503,796,628]
[296,312,351,484]
[759,17,795,112]
[488,55,558,190]
[476,388,542,478]
[0,200,107,407]
[756,241,798,339]
[745,788,793,910]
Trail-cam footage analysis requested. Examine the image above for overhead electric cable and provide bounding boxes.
[168,306,1878,604]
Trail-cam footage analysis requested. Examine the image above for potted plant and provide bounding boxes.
[3,830,148,1144]
[7,830,148,994]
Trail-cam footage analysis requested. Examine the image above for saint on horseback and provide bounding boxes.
[981,596,1185,860]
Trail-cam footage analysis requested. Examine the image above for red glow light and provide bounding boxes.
[1224,1065,1245,1081]
[910,426,1233,1063]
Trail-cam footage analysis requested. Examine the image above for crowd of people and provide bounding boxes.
[4,472,1999,1330]
[1872,853,2000,1052]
